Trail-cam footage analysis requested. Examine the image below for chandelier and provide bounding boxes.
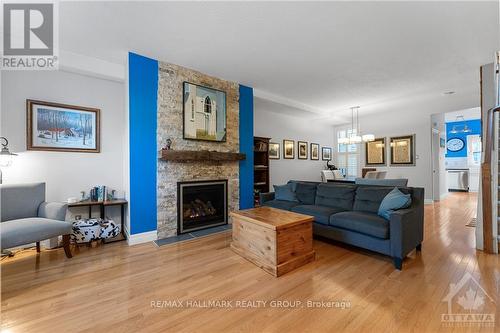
[338,106,375,144]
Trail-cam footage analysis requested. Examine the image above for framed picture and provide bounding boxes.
[27,100,100,153]
[283,139,295,159]
[298,141,308,159]
[322,147,332,161]
[183,82,226,142]
[390,135,415,166]
[365,138,386,166]
[440,137,446,148]
[269,142,280,159]
[310,143,319,160]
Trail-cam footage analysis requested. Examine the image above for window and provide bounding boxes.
[191,99,195,120]
[337,129,359,177]
[204,96,212,113]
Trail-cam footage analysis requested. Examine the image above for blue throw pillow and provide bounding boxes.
[378,187,412,220]
[274,184,298,202]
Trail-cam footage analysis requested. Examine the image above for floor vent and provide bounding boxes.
[466,218,477,227]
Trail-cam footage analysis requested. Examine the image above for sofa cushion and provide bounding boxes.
[262,199,300,211]
[353,186,393,213]
[329,211,390,239]
[292,205,346,225]
[273,184,298,202]
[314,184,356,210]
[355,178,408,187]
[378,188,412,220]
[0,217,73,250]
[294,182,318,205]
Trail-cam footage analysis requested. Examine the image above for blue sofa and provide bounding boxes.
[260,181,424,269]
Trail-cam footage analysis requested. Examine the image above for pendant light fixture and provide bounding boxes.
[449,115,471,134]
[338,107,375,144]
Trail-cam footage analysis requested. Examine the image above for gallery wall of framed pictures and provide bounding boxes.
[265,139,332,161]
[364,134,416,167]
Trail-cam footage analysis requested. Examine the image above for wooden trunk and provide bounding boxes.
[230,207,315,277]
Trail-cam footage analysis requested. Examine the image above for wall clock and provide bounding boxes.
[447,138,465,152]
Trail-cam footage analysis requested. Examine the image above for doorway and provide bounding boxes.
[430,108,481,202]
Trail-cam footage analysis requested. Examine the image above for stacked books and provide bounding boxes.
[90,186,109,202]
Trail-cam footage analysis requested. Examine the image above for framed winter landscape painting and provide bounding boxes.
[183,82,227,142]
[27,100,100,153]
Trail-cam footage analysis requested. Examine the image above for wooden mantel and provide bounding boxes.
[160,149,246,162]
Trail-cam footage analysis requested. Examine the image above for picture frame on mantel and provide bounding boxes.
[27,99,100,153]
[365,137,386,166]
[182,81,227,142]
[390,135,415,166]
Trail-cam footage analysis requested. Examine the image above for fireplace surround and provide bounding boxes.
[177,180,228,234]
[156,61,240,239]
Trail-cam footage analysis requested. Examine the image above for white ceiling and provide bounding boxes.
[60,1,499,124]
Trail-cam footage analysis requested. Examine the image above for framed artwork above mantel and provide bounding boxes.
[182,82,227,142]
[26,99,100,153]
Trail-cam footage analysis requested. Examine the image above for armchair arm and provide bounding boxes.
[259,192,275,205]
[38,202,68,221]
[389,207,423,259]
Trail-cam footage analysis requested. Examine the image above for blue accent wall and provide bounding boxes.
[445,119,481,158]
[239,85,254,209]
[128,52,158,235]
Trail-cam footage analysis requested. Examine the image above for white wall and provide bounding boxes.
[334,109,433,201]
[1,70,125,219]
[254,98,335,187]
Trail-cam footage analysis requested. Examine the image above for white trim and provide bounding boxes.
[59,50,125,82]
[424,199,435,204]
[126,229,157,246]
[253,88,327,115]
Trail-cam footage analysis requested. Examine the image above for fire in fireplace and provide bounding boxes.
[177,180,228,234]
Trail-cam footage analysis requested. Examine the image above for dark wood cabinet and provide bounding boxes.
[254,137,270,206]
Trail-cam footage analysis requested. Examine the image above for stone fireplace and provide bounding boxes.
[177,180,228,234]
[156,61,240,239]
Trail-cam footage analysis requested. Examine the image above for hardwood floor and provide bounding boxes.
[1,193,499,332]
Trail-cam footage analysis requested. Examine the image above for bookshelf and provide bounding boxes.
[254,136,271,206]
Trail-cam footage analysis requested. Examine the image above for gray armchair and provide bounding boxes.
[0,182,72,258]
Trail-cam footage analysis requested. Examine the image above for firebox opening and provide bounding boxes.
[177,180,228,234]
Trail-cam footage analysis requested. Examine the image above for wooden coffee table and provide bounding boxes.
[230,206,315,277]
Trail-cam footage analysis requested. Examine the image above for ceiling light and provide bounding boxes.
[340,107,375,145]
[450,115,471,134]
[362,134,375,142]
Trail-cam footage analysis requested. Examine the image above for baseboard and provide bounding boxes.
[126,229,157,246]
[424,199,434,204]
